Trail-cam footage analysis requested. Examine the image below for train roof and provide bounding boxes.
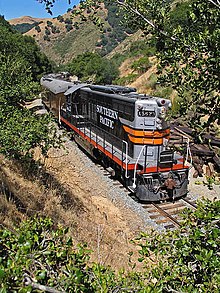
[89,85,137,94]
[64,83,88,95]
[80,85,159,103]
[40,76,170,105]
[40,76,75,94]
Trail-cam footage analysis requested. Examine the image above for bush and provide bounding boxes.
[45,27,50,35]
[65,24,73,32]
[46,20,52,27]
[65,18,73,25]
[133,199,220,292]
[1,200,218,292]
[57,15,64,22]
[0,218,93,292]
[43,35,50,41]
[145,73,157,90]
[67,52,119,84]
[131,56,151,74]
[34,25,41,33]
[114,73,138,85]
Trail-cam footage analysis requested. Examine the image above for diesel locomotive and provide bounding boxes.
[41,75,189,201]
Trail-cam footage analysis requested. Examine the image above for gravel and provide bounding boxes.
[65,136,165,232]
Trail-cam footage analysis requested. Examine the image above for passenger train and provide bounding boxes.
[41,74,189,201]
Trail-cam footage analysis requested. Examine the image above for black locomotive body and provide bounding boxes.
[41,75,189,201]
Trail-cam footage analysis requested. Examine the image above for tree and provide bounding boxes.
[0,200,219,292]
[0,16,52,81]
[115,0,220,135]
[35,25,41,33]
[134,199,220,292]
[66,52,119,84]
[0,18,61,159]
[0,217,93,292]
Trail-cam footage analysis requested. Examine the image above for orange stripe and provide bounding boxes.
[61,117,136,170]
[140,164,189,174]
[128,135,164,145]
[123,125,170,138]
[61,117,188,173]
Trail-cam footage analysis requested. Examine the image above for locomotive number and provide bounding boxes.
[138,109,156,117]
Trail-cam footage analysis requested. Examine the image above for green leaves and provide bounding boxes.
[112,0,219,134]
[0,217,90,292]
[0,200,219,292]
[155,0,220,134]
[67,52,119,84]
[0,19,62,160]
[134,199,220,292]
[0,105,61,159]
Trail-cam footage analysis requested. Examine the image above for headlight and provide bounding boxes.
[157,99,166,106]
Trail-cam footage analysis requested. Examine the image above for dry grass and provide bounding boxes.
[0,154,82,231]
[0,144,144,271]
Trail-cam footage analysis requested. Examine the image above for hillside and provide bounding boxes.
[9,15,46,25]
[9,16,50,34]
[9,12,104,64]
[9,1,134,65]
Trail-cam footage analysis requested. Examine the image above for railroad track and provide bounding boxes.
[142,196,197,229]
[99,165,198,230]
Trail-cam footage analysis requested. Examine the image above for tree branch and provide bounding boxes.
[116,0,177,41]
[207,0,220,9]
[23,274,66,293]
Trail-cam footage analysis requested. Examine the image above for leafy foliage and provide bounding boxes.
[0,200,219,292]
[0,217,141,292]
[0,16,52,81]
[0,17,61,159]
[0,217,92,292]
[0,53,38,105]
[0,106,60,158]
[115,0,220,134]
[134,199,220,292]
[35,25,41,33]
[131,56,151,74]
[66,52,119,84]
[12,22,39,34]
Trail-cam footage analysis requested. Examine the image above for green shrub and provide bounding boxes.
[145,73,157,90]
[0,200,219,292]
[152,85,173,98]
[66,24,73,32]
[34,25,41,33]
[133,199,220,292]
[66,52,119,84]
[131,56,151,74]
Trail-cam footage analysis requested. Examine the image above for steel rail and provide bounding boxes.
[181,197,197,209]
[152,203,182,228]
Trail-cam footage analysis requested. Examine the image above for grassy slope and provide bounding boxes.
[9,12,106,65]
[52,22,101,64]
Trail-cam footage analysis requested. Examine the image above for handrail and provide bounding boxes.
[132,145,146,189]
[122,140,129,178]
[182,135,192,168]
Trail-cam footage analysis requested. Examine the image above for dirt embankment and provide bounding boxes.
[0,138,147,270]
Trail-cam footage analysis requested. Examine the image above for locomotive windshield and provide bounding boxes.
[137,109,156,117]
